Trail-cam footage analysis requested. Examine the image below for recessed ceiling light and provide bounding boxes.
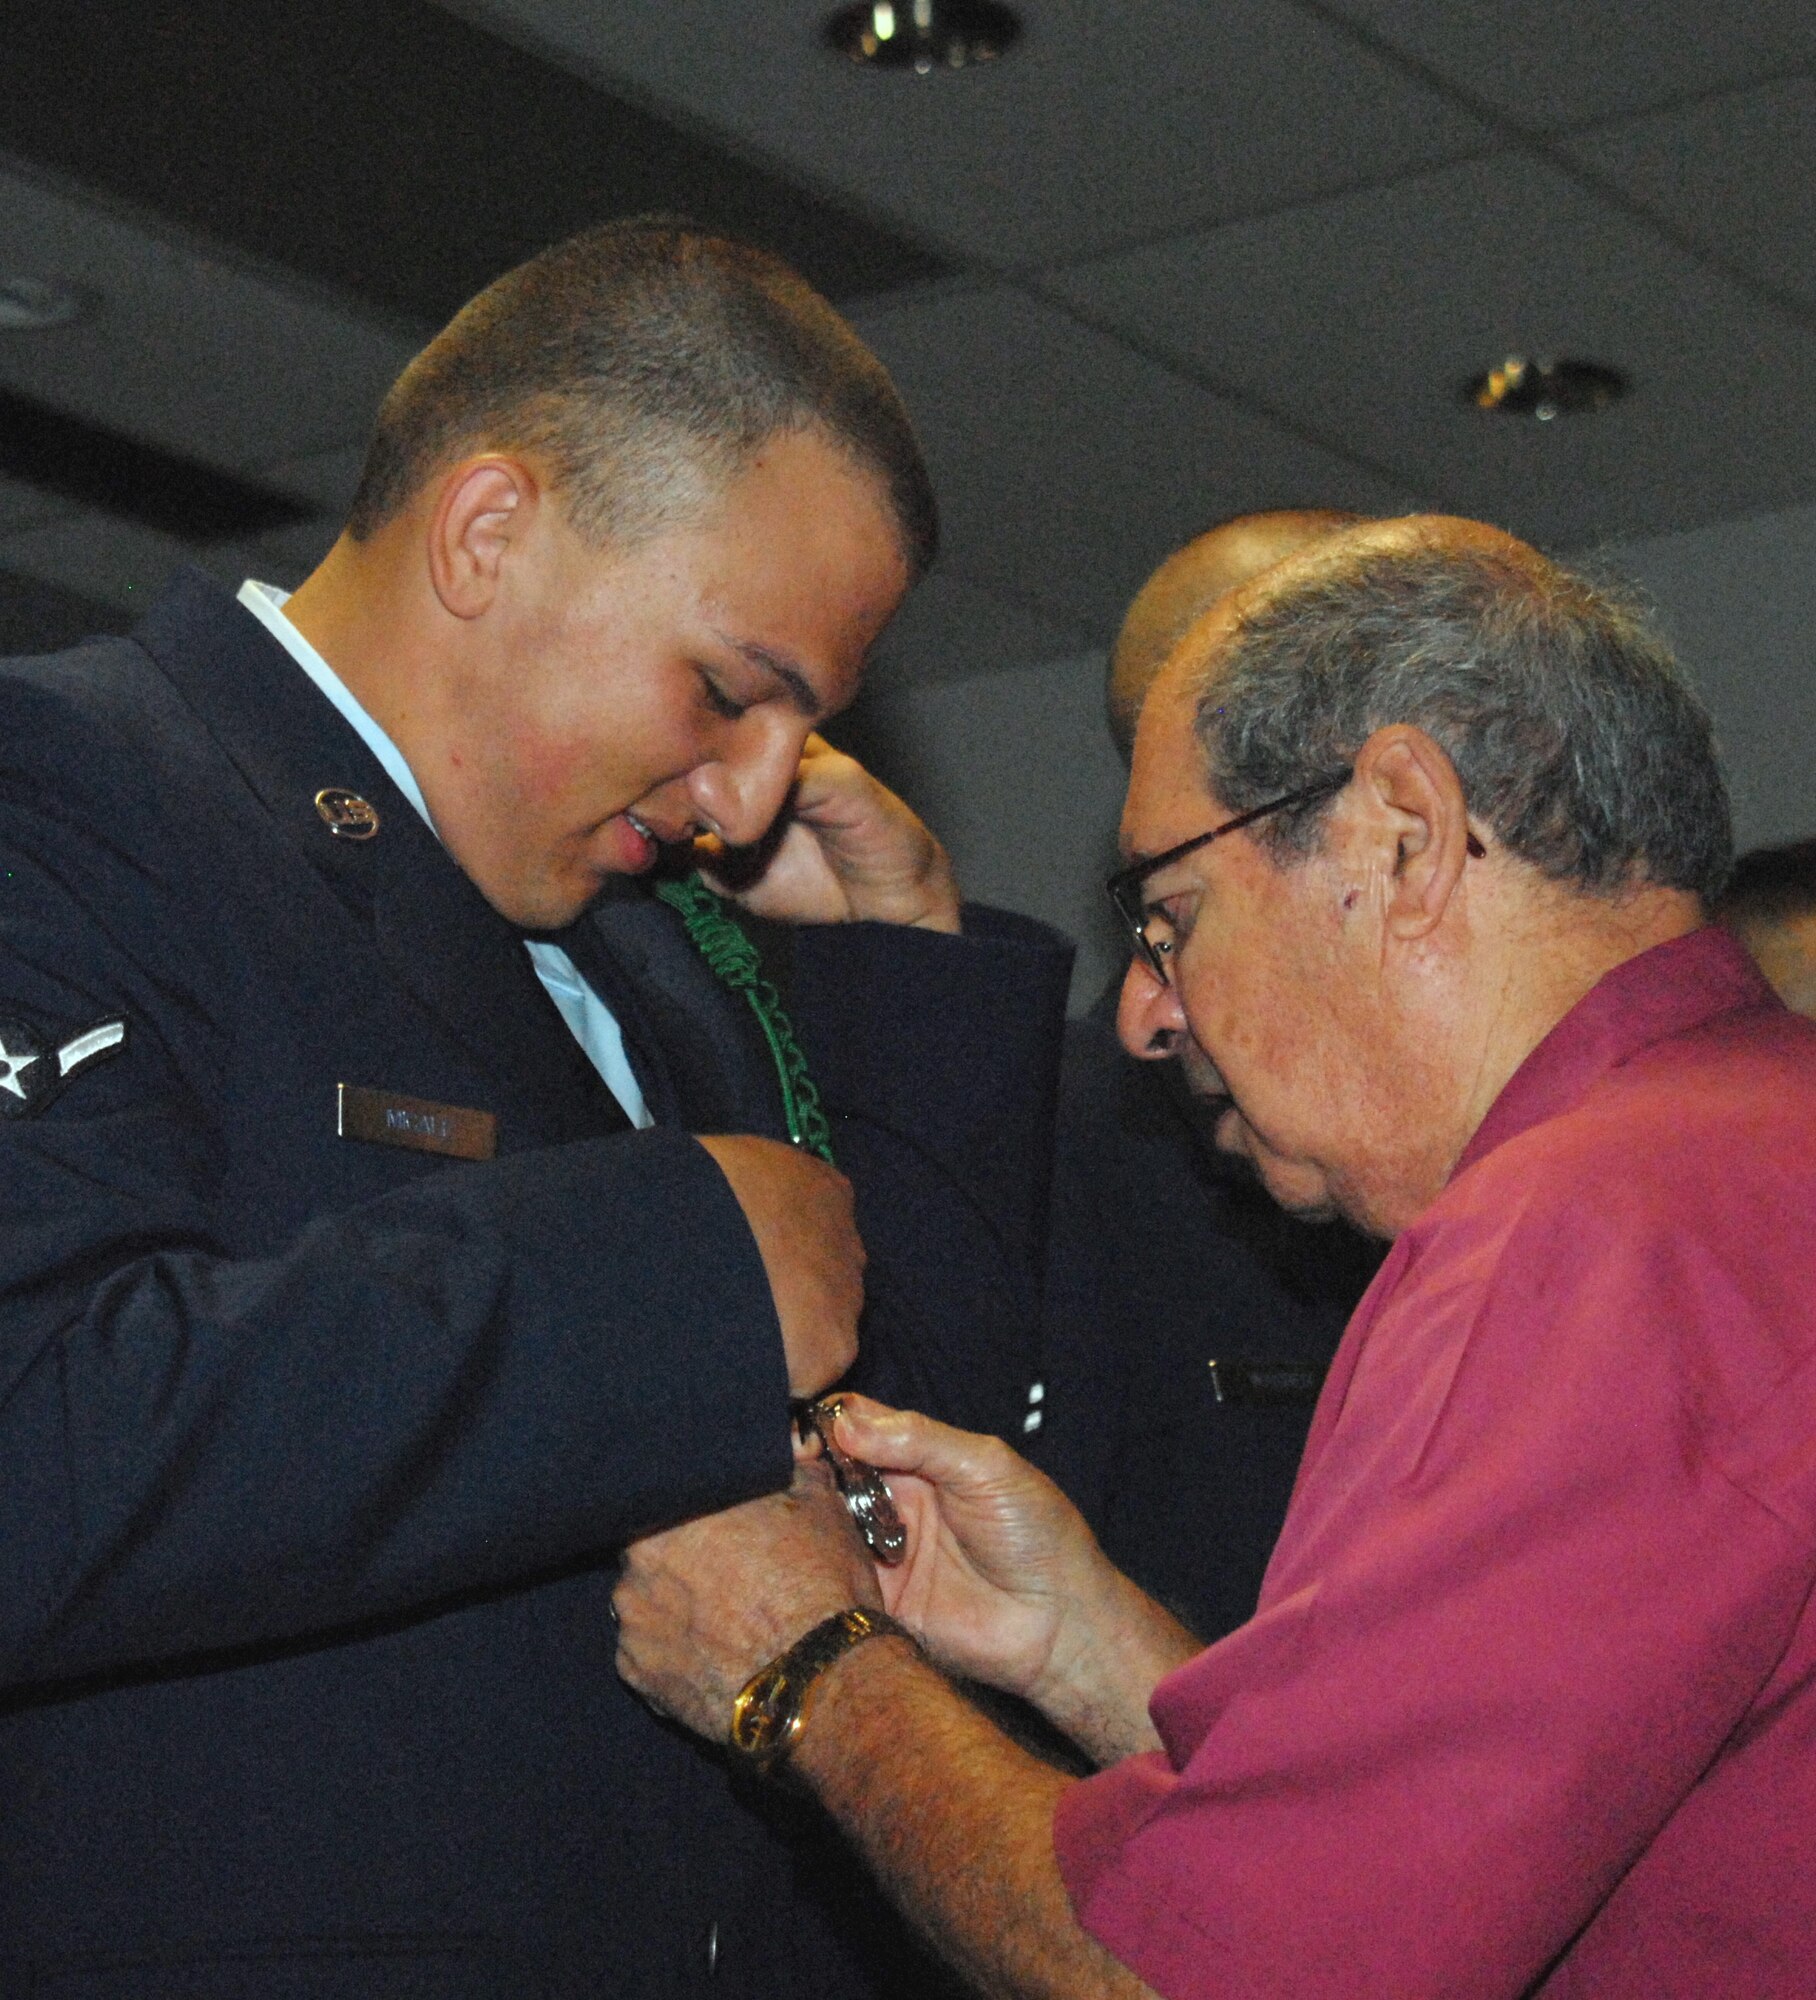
[824,0,1021,74]
[1466,356,1628,422]
[0,276,91,333]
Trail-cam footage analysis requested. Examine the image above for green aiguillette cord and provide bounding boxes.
[652,870,836,1166]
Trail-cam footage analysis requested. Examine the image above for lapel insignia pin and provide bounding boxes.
[0,1011,128,1120]
[314,788,381,839]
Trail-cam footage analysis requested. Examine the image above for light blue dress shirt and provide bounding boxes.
[238,579,653,1128]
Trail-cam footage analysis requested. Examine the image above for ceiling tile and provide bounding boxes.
[11,0,943,322]
[1558,77,1816,314]
[830,645,1128,1008]
[1053,152,1816,550]
[1319,0,1814,132]
[0,510,272,611]
[851,284,1415,637]
[0,167,413,471]
[1604,500,1816,848]
[469,0,1489,268]
[0,472,72,537]
[258,445,371,516]
[0,565,129,649]
[236,518,342,590]
[867,565,1091,689]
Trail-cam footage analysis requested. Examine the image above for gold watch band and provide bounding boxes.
[729,1606,914,1778]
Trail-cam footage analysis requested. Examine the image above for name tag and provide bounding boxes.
[1207,1358,1328,1409]
[337,1083,497,1161]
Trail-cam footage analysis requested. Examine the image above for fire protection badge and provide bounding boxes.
[0,1011,128,1119]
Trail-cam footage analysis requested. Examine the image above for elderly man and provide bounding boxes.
[0,221,1068,1992]
[617,515,1816,1998]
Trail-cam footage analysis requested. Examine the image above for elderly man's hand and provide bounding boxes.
[697,736,961,934]
[614,1460,881,1741]
[822,1398,1095,1699]
[833,1398,1198,1763]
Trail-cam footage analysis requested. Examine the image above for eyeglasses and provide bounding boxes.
[1108,770,1487,984]
[1106,773,1351,985]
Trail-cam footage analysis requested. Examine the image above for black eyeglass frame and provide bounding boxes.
[1108,773,1351,984]
[1108,769,1486,984]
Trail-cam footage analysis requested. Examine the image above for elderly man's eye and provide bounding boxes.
[1143,901,1187,954]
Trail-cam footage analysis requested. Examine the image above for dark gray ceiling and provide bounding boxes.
[8,0,944,327]
[2,0,1813,682]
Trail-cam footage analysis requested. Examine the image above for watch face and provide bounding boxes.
[730,1609,903,1774]
[731,1663,799,1758]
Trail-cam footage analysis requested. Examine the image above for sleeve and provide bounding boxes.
[1052,1160,1816,1999]
[0,787,794,1693]
[787,905,1072,1441]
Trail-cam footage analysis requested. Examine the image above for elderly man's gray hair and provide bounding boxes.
[1194,538,1733,903]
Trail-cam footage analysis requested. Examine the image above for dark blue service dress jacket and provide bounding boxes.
[1033,981,1380,1643]
[0,571,1070,1998]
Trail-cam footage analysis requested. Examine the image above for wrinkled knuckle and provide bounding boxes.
[978,1434,1016,1477]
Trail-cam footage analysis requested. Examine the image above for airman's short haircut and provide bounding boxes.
[347,218,937,578]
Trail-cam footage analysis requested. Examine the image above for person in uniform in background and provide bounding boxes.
[1716,836,1816,1017]
[616,514,1816,2000]
[1034,508,1381,1642]
[0,219,1069,1996]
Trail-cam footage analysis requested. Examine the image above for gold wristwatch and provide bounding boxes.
[729,1607,914,1778]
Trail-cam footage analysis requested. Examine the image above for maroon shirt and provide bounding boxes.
[1057,928,1816,1998]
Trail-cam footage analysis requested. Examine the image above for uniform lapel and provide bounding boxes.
[136,570,627,1148]
[366,814,626,1145]
[574,879,785,1138]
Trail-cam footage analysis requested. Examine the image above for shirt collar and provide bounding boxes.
[1454,925,1778,1179]
[237,578,435,830]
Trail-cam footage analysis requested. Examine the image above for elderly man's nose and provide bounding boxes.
[1118,955,1185,1060]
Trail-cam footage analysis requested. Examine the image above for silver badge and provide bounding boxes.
[798,1396,907,1565]
[314,789,381,840]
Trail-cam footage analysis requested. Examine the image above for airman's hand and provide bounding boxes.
[699,737,961,933]
[696,1134,863,1398]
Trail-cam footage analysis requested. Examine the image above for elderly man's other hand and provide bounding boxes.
[695,1135,863,1398]
[614,1460,879,1740]
[697,736,962,934]
[832,1398,1199,1764]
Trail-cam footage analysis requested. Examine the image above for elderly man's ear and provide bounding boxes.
[1348,725,1476,942]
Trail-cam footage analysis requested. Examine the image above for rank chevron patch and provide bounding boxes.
[0,1011,128,1119]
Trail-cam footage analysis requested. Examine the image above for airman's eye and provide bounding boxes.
[697,671,750,722]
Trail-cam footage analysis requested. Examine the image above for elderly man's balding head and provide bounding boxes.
[1107,508,1362,760]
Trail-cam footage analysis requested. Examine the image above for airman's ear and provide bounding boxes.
[426,455,540,621]
[1349,724,1475,941]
